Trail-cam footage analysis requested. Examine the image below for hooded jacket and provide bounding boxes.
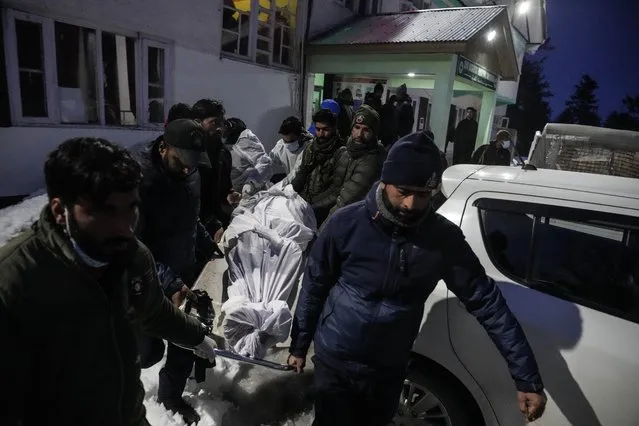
[290,183,544,394]
[0,207,206,426]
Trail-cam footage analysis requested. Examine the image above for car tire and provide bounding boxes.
[393,368,474,426]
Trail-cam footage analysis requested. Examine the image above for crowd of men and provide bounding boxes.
[0,95,545,426]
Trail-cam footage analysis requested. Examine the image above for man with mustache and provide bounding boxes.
[0,137,216,426]
[133,118,219,424]
[288,132,547,426]
[325,105,386,222]
[292,108,348,226]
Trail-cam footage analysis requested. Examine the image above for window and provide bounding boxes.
[13,18,51,119]
[477,198,639,323]
[221,0,298,68]
[4,9,171,127]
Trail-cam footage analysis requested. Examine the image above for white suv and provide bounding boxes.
[395,165,639,426]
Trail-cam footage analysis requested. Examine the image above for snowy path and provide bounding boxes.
[0,195,315,426]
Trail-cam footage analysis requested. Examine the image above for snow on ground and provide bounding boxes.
[141,356,239,425]
[0,192,47,246]
[0,194,315,425]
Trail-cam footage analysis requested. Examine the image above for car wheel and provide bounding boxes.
[392,368,473,426]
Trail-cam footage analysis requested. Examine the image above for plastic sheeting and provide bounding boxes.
[220,186,316,358]
[228,129,273,192]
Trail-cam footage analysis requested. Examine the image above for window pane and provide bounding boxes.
[102,32,137,125]
[281,46,292,66]
[258,22,271,38]
[257,38,270,52]
[55,22,98,124]
[221,6,249,58]
[147,46,165,124]
[16,20,47,117]
[221,31,239,54]
[16,20,43,70]
[532,217,627,306]
[256,52,270,66]
[19,72,47,117]
[480,209,533,281]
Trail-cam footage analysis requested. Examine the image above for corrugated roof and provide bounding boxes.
[311,6,505,46]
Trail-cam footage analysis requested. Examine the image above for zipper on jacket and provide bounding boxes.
[362,226,400,354]
[109,315,125,425]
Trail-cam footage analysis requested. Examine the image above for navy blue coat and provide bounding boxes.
[290,183,543,393]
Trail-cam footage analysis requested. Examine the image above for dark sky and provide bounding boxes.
[543,0,639,120]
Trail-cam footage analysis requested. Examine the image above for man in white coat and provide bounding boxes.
[270,116,313,184]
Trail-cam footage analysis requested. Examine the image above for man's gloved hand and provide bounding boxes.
[193,335,217,363]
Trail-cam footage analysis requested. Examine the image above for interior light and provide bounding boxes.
[518,0,531,15]
[486,30,497,42]
[407,72,416,77]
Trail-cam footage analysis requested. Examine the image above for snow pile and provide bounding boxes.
[0,193,47,246]
[140,356,241,425]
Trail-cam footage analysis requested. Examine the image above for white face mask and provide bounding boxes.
[65,207,109,268]
[284,140,300,152]
[501,140,511,149]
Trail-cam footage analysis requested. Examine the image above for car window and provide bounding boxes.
[480,209,532,281]
[476,198,639,323]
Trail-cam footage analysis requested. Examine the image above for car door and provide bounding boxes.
[446,191,639,426]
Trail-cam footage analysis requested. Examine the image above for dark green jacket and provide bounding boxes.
[0,207,206,426]
[292,136,348,225]
[327,139,386,219]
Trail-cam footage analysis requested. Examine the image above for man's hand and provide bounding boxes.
[193,335,217,363]
[171,284,196,307]
[213,228,224,244]
[287,354,306,374]
[517,391,547,422]
[227,191,242,206]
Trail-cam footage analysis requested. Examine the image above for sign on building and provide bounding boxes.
[456,56,498,91]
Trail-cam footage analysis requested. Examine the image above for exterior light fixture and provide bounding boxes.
[407,72,416,77]
[518,0,531,15]
[486,29,497,42]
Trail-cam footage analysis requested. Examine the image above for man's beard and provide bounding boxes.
[65,210,134,264]
[381,187,430,226]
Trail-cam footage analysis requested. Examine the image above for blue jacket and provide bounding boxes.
[290,183,544,393]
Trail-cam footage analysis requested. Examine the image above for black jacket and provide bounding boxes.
[327,138,386,218]
[133,139,214,295]
[0,208,206,426]
[472,142,511,166]
[290,184,544,393]
[453,119,479,164]
[200,135,234,230]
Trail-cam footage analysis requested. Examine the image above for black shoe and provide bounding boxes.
[159,397,201,425]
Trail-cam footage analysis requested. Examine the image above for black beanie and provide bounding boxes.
[381,133,442,188]
[352,105,380,136]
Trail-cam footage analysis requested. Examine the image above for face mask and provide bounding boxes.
[285,140,300,152]
[64,207,109,268]
[502,140,511,149]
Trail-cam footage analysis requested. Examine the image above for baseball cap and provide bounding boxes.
[163,119,210,169]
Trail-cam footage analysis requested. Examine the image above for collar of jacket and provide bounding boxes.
[346,137,384,159]
[313,135,342,155]
[365,182,432,231]
[36,205,79,265]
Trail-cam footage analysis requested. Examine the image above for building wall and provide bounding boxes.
[308,0,356,38]
[0,0,300,197]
